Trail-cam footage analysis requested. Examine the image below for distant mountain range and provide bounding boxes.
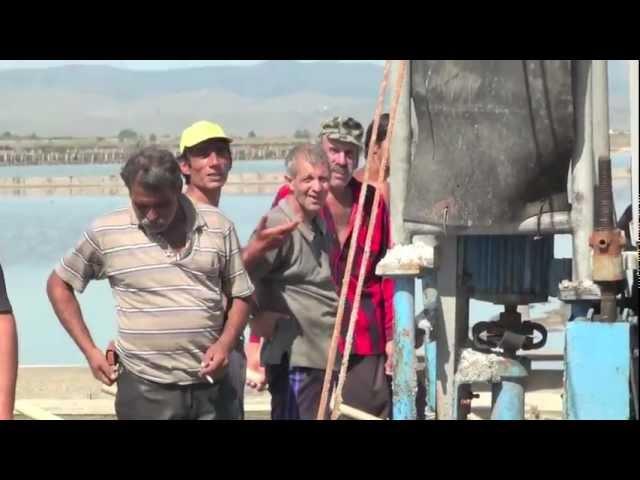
[0,60,631,137]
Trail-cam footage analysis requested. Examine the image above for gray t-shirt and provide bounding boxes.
[0,264,12,313]
[250,198,338,370]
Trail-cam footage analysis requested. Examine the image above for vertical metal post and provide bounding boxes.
[631,60,639,247]
[491,379,526,420]
[435,237,469,419]
[425,337,437,417]
[388,60,412,245]
[592,60,610,167]
[420,274,439,419]
[386,60,418,420]
[590,62,625,322]
[571,61,595,286]
[392,276,417,420]
[593,59,615,228]
[489,357,529,420]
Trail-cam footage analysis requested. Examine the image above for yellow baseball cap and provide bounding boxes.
[179,121,233,154]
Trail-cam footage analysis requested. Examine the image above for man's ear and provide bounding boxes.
[284,174,293,187]
[178,158,191,176]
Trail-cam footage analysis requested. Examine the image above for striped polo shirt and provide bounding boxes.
[55,194,254,385]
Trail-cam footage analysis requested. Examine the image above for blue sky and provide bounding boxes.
[0,60,383,70]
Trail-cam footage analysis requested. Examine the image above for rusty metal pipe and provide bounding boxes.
[589,156,625,321]
[596,156,615,231]
[599,290,618,323]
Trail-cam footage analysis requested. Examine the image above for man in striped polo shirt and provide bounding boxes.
[46,146,254,420]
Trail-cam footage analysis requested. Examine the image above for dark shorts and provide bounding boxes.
[266,354,333,420]
[266,360,291,420]
[115,367,242,420]
[341,354,392,419]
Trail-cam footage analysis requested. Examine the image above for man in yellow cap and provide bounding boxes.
[178,121,234,207]
[178,120,299,418]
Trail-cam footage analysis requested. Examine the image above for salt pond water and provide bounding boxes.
[0,154,632,366]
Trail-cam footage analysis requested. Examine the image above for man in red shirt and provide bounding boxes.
[316,116,395,418]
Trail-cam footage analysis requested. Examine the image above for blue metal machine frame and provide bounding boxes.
[564,320,631,419]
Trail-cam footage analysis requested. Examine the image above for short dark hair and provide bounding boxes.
[176,153,191,185]
[364,113,390,157]
[120,146,183,193]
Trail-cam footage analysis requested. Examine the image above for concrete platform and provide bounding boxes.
[15,365,271,420]
[14,365,563,420]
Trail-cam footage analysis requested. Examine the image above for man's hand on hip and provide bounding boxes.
[86,346,117,386]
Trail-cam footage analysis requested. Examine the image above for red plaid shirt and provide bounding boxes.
[248,179,394,355]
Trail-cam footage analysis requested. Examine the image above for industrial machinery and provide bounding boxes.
[380,60,638,420]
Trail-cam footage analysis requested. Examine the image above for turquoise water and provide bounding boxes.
[0,159,285,178]
[0,154,632,365]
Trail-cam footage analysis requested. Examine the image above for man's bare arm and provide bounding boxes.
[46,271,116,386]
[245,339,266,391]
[0,312,17,419]
[201,296,253,378]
